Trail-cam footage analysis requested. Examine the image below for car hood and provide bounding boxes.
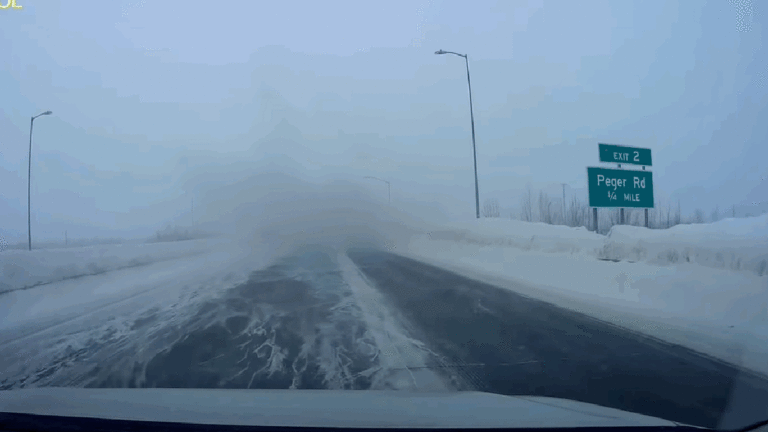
[0,388,694,429]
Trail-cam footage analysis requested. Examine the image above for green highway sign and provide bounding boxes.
[598,143,652,166]
[587,167,654,208]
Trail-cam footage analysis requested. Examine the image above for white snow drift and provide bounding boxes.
[0,239,219,295]
[404,214,768,376]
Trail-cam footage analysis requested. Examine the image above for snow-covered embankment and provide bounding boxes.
[401,215,768,376]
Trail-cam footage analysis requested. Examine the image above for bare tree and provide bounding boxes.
[608,208,620,227]
[648,201,660,229]
[711,205,720,222]
[597,208,617,235]
[628,208,640,226]
[520,186,533,222]
[653,200,664,229]
[538,191,554,224]
[567,196,589,228]
[482,198,501,218]
[693,208,705,224]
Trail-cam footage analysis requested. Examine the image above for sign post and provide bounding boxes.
[593,208,598,233]
[588,144,654,233]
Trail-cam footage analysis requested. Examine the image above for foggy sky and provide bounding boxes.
[1,0,766,242]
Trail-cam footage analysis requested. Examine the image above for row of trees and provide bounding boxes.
[150,224,199,243]
[480,187,759,235]
[514,188,601,229]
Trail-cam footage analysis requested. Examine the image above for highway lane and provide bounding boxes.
[4,245,768,429]
[0,246,446,393]
[85,246,448,392]
[347,248,768,430]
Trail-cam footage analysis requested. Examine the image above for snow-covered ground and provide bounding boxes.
[0,236,271,389]
[0,239,224,295]
[0,237,264,331]
[401,214,768,377]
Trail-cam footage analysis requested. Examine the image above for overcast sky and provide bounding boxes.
[1,0,766,242]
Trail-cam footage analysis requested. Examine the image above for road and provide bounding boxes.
[2,246,767,429]
[347,249,768,429]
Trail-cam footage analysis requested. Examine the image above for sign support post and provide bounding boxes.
[593,207,598,233]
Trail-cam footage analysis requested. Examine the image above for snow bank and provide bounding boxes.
[424,215,768,277]
[600,215,768,276]
[404,215,768,376]
[0,239,223,295]
[426,219,603,256]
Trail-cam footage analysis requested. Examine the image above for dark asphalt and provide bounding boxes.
[347,249,768,430]
[86,247,382,391]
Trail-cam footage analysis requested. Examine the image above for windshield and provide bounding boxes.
[1,0,767,430]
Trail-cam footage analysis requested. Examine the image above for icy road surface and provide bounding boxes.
[0,245,447,394]
[1,244,767,429]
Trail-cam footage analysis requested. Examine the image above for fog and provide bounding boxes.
[189,155,449,256]
[1,0,766,245]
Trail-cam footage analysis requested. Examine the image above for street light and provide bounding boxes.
[28,110,53,251]
[435,49,480,219]
[364,176,391,204]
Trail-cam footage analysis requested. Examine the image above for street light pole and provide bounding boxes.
[364,176,391,204]
[28,110,53,251]
[435,49,480,219]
